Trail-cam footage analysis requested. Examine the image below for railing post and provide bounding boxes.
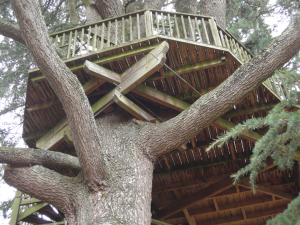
[208,18,222,47]
[145,10,153,37]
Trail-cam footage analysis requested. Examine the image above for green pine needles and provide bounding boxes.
[207,70,300,223]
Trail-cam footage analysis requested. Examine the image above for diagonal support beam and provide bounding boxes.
[132,84,263,142]
[156,177,233,220]
[239,181,296,201]
[17,202,48,221]
[112,90,156,123]
[36,41,169,150]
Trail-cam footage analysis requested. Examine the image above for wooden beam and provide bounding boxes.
[20,198,42,205]
[83,60,121,84]
[35,41,169,150]
[18,202,48,221]
[156,177,233,220]
[152,174,229,193]
[166,196,277,220]
[92,41,169,115]
[27,77,104,113]
[30,43,159,83]
[197,206,286,225]
[239,182,296,201]
[132,84,263,142]
[151,219,172,225]
[112,90,155,122]
[223,103,274,118]
[9,190,22,225]
[183,209,196,225]
[146,58,227,81]
[27,99,60,112]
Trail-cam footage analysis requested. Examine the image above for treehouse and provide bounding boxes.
[10,9,299,225]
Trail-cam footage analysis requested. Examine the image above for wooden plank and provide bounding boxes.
[112,90,155,122]
[151,219,172,225]
[198,207,286,225]
[239,182,296,200]
[147,58,227,81]
[9,190,22,225]
[18,202,48,221]
[208,19,222,47]
[156,177,233,219]
[20,197,43,205]
[132,84,263,142]
[30,43,159,83]
[183,209,196,225]
[83,61,121,84]
[27,99,61,112]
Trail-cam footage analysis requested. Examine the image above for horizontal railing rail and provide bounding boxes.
[48,9,288,102]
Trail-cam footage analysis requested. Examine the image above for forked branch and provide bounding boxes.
[144,10,300,159]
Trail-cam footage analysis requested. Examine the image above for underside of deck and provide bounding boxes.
[12,10,298,225]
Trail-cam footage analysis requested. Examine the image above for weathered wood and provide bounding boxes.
[197,206,286,225]
[31,43,159,83]
[9,190,22,225]
[132,84,263,142]
[27,99,60,112]
[18,202,48,221]
[156,177,233,219]
[146,58,227,81]
[22,129,49,141]
[112,90,155,122]
[20,197,43,205]
[83,61,121,84]
[183,209,196,225]
[239,182,296,200]
[208,19,222,47]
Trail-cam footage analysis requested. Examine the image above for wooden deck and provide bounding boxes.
[10,10,298,225]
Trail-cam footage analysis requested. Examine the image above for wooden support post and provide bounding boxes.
[112,90,155,122]
[213,198,219,211]
[83,61,121,84]
[208,19,222,47]
[9,190,22,225]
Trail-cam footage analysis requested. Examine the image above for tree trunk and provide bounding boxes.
[200,0,226,30]
[4,108,154,225]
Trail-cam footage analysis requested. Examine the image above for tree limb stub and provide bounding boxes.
[0,147,81,170]
[4,165,78,217]
[11,0,110,192]
[144,10,300,158]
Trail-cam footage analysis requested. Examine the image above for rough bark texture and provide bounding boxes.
[67,0,79,24]
[11,0,110,192]
[5,108,154,224]
[85,4,102,24]
[94,0,123,19]
[0,147,80,170]
[200,0,226,30]
[142,10,300,158]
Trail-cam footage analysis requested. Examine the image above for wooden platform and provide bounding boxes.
[11,10,298,225]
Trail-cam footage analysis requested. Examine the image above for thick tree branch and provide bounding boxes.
[143,10,300,159]
[11,0,110,191]
[4,165,78,218]
[94,0,123,19]
[200,0,226,30]
[0,18,66,58]
[0,147,80,170]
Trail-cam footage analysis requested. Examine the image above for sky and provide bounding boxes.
[0,1,293,224]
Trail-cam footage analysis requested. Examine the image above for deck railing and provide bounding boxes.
[49,9,291,103]
[49,9,252,63]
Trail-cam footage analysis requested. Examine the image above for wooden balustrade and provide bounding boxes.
[48,9,290,101]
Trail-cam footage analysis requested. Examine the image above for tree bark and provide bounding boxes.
[0,147,80,170]
[143,9,300,158]
[4,108,154,225]
[200,0,226,30]
[94,0,123,19]
[11,0,110,192]
[67,0,79,24]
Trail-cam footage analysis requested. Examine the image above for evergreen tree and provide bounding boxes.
[0,0,299,223]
